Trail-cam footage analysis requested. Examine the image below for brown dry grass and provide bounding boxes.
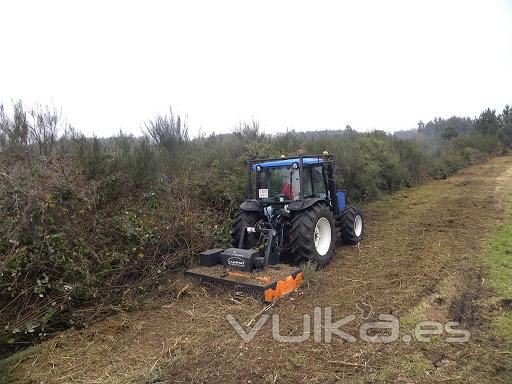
[5,156,512,384]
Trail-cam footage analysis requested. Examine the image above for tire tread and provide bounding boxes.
[340,205,364,245]
[289,203,335,266]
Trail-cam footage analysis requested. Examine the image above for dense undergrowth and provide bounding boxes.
[0,102,511,357]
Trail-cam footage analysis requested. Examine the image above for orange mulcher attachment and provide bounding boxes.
[185,266,303,302]
[263,271,303,301]
[185,227,304,302]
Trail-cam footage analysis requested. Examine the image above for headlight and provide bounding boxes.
[256,165,262,172]
[292,162,299,169]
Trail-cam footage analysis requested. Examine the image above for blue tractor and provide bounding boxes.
[186,153,364,301]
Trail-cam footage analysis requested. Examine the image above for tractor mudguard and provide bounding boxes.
[287,198,326,212]
[240,199,262,212]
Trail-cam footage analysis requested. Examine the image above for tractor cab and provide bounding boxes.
[251,157,327,202]
[246,155,347,217]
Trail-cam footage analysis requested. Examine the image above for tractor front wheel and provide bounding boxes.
[340,205,364,244]
[290,203,336,266]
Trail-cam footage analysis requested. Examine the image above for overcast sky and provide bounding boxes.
[1,1,511,137]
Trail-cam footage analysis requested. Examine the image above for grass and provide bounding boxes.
[485,201,512,298]
[0,346,40,384]
[401,300,431,329]
[484,193,512,342]
[493,313,512,344]
[399,352,432,379]
[364,352,434,383]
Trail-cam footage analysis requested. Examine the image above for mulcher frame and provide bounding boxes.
[185,268,303,302]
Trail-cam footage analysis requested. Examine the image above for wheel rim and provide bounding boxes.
[314,217,331,256]
[354,215,363,237]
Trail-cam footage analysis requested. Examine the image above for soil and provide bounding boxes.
[5,156,512,384]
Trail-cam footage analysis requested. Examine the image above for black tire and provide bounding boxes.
[231,210,261,248]
[289,203,336,266]
[340,205,364,245]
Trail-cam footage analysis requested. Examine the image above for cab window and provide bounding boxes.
[304,166,326,198]
[256,166,300,200]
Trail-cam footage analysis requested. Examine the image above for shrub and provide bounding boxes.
[0,101,30,155]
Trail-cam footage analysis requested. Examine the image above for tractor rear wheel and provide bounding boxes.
[231,210,261,248]
[290,203,336,266]
[340,205,364,244]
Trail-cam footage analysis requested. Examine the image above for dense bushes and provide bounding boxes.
[0,101,510,357]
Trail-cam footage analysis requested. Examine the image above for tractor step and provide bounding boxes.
[185,264,303,302]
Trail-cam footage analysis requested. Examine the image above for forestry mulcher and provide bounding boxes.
[186,153,364,301]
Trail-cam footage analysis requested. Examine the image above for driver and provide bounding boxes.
[281,182,293,200]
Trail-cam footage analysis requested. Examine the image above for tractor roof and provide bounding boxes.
[252,157,324,170]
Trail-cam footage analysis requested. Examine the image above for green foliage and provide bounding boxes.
[391,138,425,183]
[475,108,500,135]
[419,115,473,137]
[144,107,189,173]
[71,134,108,179]
[0,101,29,154]
[145,108,188,148]
[299,261,321,287]
[442,125,458,139]
[500,105,512,147]
[0,101,61,157]
[0,145,227,356]
[110,134,159,187]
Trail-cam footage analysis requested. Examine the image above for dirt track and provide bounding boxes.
[8,156,512,383]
